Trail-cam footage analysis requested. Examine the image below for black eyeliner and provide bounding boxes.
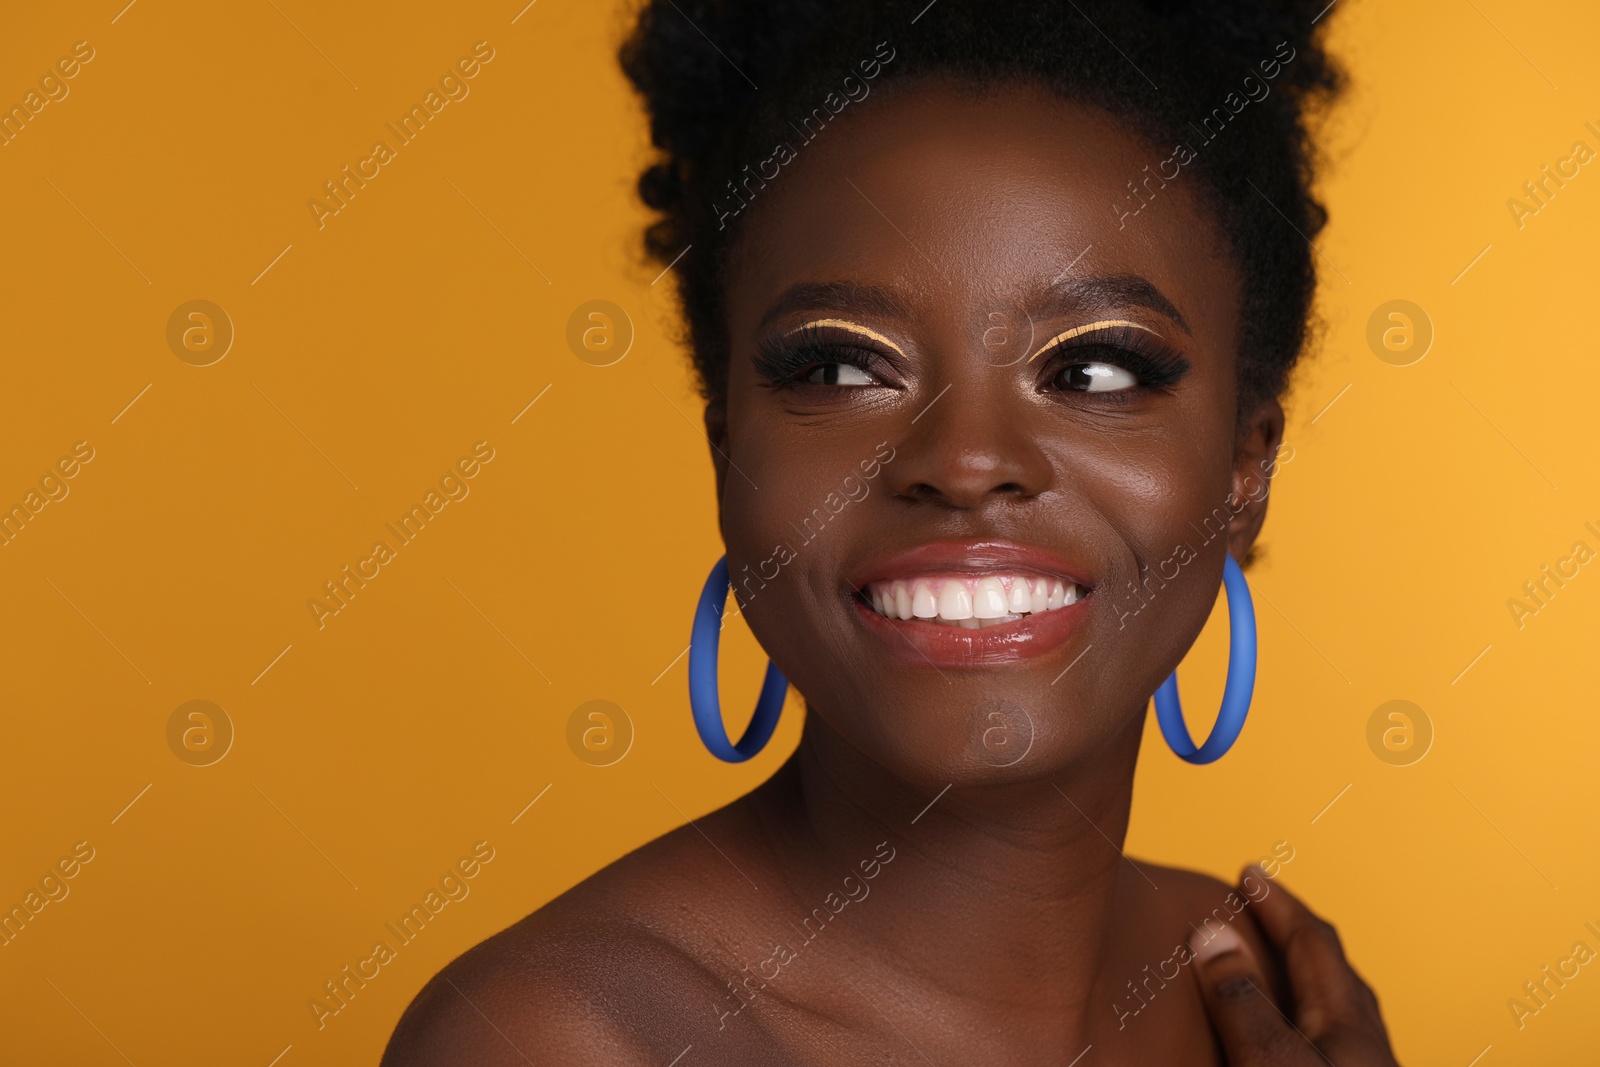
[1036,325,1191,390]
[754,323,899,386]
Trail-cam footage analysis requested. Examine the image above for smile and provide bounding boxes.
[861,574,1083,627]
[850,541,1093,666]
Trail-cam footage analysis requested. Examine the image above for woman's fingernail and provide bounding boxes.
[1190,922,1244,964]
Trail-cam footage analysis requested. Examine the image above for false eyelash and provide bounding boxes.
[1034,325,1191,391]
[753,323,899,386]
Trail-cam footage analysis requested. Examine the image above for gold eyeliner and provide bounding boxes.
[786,319,910,359]
[1025,319,1162,363]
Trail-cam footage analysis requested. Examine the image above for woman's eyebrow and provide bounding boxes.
[1036,274,1192,335]
[761,275,1190,335]
[758,281,913,333]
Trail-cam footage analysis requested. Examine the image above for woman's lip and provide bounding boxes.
[850,539,1093,589]
[852,595,1089,667]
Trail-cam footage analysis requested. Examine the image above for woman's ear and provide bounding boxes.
[704,397,730,510]
[1227,396,1286,565]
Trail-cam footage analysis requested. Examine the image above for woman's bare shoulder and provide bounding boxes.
[1124,856,1289,992]
[381,814,774,1065]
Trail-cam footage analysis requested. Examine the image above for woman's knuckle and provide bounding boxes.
[1314,917,1344,949]
[1214,975,1258,1001]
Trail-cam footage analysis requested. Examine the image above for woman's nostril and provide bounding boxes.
[900,479,1034,507]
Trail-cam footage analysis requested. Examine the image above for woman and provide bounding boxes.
[386,0,1400,1062]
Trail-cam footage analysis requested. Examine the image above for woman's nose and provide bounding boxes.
[883,379,1055,509]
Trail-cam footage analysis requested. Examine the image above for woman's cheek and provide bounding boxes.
[1074,437,1228,665]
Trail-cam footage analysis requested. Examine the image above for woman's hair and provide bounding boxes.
[620,0,1342,416]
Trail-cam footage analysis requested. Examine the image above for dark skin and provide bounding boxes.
[384,80,1400,1065]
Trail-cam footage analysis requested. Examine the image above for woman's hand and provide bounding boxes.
[1192,866,1401,1066]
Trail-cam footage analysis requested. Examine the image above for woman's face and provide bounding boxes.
[711,79,1282,787]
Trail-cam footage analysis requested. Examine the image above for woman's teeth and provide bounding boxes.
[864,575,1081,628]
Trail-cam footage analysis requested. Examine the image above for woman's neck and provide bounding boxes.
[752,709,1149,1030]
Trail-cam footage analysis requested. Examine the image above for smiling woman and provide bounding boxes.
[383,1,1398,1064]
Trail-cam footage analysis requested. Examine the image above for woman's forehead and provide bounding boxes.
[724,80,1239,343]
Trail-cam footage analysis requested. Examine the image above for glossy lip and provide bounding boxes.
[848,540,1095,668]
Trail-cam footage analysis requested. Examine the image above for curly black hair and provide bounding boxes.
[620,0,1342,417]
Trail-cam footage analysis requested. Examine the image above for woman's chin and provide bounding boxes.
[797,678,1129,792]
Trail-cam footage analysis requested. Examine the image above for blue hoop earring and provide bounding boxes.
[1153,554,1257,764]
[689,556,789,762]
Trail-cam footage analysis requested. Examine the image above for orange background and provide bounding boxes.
[1,1,1597,1063]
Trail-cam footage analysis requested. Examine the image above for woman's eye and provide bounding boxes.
[804,362,876,386]
[1055,361,1139,393]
